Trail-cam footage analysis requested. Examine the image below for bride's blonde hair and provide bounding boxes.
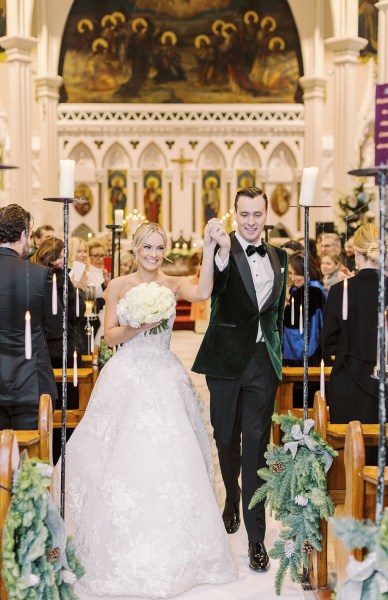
[354,223,379,264]
[133,222,167,255]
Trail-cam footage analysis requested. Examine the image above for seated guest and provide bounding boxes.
[0,204,62,429]
[322,223,387,425]
[321,253,345,294]
[283,251,326,407]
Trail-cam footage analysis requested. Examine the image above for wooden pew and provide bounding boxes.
[53,367,96,429]
[0,394,53,464]
[0,430,19,600]
[273,366,331,444]
[333,420,388,583]
[81,344,100,369]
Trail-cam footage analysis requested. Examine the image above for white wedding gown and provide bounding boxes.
[54,311,237,598]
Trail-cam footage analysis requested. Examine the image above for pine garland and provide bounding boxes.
[249,413,337,595]
[2,452,84,599]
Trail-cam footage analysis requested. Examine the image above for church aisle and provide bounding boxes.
[76,330,304,600]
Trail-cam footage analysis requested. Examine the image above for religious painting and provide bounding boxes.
[237,170,256,190]
[143,170,162,224]
[270,183,291,216]
[59,0,303,104]
[0,0,6,59]
[74,183,94,216]
[108,169,127,224]
[202,170,221,230]
[359,0,378,60]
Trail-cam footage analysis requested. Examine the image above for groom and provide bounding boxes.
[193,186,287,571]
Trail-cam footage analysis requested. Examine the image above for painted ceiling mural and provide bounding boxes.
[59,0,303,104]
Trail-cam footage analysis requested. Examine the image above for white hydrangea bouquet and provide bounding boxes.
[117,282,176,334]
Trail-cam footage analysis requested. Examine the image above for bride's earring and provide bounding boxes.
[164,255,173,263]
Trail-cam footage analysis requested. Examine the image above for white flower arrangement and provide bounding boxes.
[117,282,176,334]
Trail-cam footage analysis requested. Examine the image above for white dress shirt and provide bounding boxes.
[215,231,274,341]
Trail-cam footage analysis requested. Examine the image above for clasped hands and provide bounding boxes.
[203,218,231,251]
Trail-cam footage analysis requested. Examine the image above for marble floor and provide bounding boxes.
[77,329,306,600]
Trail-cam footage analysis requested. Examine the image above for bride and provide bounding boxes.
[54,219,237,598]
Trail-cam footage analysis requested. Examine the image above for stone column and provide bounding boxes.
[325,37,367,198]
[35,75,62,225]
[376,1,388,83]
[0,35,37,211]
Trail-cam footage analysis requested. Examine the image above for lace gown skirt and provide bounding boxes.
[54,325,237,598]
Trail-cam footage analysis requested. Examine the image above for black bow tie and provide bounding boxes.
[246,244,267,257]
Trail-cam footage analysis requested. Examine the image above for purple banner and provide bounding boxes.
[375,83,388,166]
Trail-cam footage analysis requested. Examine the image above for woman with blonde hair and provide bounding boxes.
[322,223,387,425]
[54,219,238,597]
[68,236,89,290]
[321,253,345,294]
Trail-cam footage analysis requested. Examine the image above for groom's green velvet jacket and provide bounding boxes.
[192,232,288,381]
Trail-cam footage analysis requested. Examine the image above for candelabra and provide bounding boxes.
[126,208,146,236]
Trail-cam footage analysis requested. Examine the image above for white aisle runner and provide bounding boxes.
[76,331,305,600]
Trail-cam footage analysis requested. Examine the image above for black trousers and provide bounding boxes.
[207,342,278,543]
[0,404,39,430]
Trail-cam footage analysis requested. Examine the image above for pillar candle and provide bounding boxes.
[85,301,93,318]
[73,350,78,387]
[76,287,80,317]
[299,167,319,207]
[291,297,295,325]
[342,278,348,320]
[25,311,32,360]
[299,304,303,334]
[52,273,58,315]
[114,209,124,226]
[59,159,75,198]
[320,359,325,398]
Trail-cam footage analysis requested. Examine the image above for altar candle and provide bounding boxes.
[25,311,32,360]
[320,359,325,398]
[342,278,348,320]
[73,351,78,387]
[52,273,58,315]
[59,159,75,198]
[76,287,80,317]
[291,297,295,325]
[299,304,303,334]
[91,326,95,353]
[85,300,93,318]
[299,167,319,207]
[114,209,124,226]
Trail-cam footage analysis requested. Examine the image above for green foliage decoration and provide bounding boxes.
[332,511,388,600]
[98,338,114,368]
[2,452,84,599]
[249,412,337,595]
[336,182,375,243]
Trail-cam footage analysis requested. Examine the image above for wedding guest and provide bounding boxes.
[322,223,388,426]
[27,224,55,259]
[321,253,345,294]
[53,220,237,596]
[193,186,288,572]
[69,236,89,290]
[0,204,62,429]
[115,249,136,276]
[283,251,326,406]
[87,239,111,342]
[343,235,356,272]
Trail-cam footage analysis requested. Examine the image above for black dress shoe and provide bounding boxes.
[248,541,270,572]
[222,499,240,534]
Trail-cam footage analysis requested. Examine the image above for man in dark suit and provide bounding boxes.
[193,187,287,572]
[0,204,62,429]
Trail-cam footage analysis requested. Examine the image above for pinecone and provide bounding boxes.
[46,547,60,562]
[303,540,314,554]
[284,539,296,558]
[271,461,283,474]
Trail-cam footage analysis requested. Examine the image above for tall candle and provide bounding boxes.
[59,159,75,198]
[342,278,348,320]
[25,311,32,360]
[299,166,319,207]
[73,351,78,387]
[291,297,295,325]
[52,273,58,315]
[114,209,124,226]
[299,304,303,334]
[76,287,80,317]
[91,326,95,353]
[85,300,93,318]
[320,359,325,398]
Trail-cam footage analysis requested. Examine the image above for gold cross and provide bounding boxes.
[171,150,193,190]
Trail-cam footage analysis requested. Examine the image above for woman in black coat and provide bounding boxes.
[322,223,387,424]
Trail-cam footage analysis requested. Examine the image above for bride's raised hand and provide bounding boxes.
[208,219,231,251]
